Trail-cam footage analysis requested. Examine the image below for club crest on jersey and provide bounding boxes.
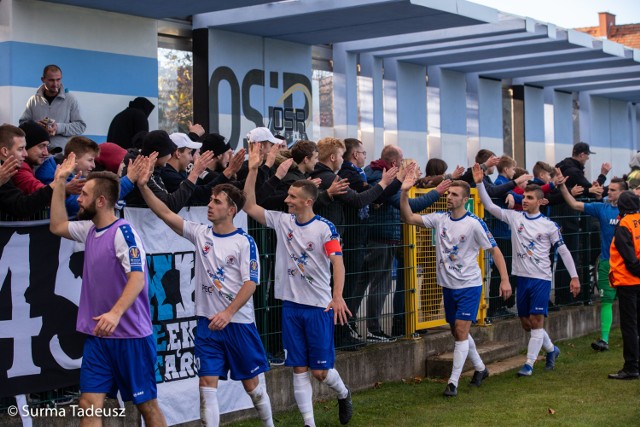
[441,226,448,238]
[250,260,258,273]
[536,233,543,242]
[286,230,294,241]
[203,241,213,255]
[226,255,236,265]
[459,235,466,242]
[306,242,315,251]
[517,223,525,234]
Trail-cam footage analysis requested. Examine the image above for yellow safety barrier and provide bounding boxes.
[403,188,487,334]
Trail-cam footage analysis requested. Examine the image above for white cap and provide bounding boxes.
[247,127,280,144]
[169,132,202,150]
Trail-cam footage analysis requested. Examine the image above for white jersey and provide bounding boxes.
[491,210,563,281]
[421,211,496,290]
[182,221,260,324]
[265,210,340,308]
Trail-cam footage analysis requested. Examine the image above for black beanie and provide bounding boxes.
[19,121,50,150]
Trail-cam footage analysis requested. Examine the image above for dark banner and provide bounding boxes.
[0,223,85,398]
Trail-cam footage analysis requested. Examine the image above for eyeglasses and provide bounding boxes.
[356,151,367,156]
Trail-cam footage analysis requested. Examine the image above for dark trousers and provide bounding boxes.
[617,285,640,373]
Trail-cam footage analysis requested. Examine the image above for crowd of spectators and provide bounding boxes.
[2,63,638,357]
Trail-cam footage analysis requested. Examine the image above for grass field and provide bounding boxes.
[232,329,640,426]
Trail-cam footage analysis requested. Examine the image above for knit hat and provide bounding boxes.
[141,130,177,157]
[201,133,231,156]
[19,120,50,150]
[618,191,640,217]
[95,142,127,174]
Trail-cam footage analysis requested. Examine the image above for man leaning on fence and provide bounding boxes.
[400,163,512,397]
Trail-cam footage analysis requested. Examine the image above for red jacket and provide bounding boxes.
[12,162,46,195]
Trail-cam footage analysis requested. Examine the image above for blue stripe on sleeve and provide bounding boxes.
[119,224,143,272]
[243,232,260,284]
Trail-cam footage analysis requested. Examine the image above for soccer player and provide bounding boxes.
[136,158,274,427]
[243,142,353,426]
[558,171,626,351]
[399,164,512,397]
[473,163,580,377]
[49,153,166,426]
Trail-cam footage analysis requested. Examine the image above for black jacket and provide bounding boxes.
[161,164,230,205]
[123,165,194,213]
[0,179,53,219]
[107,97,155,149]
[310,162,385,234]
[555,157,606,190]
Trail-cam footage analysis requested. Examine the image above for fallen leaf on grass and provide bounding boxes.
[373,382,383,389]
[401,377,423,385]
[548,408,556,415]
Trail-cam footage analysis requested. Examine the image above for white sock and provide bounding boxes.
[323,369,349,399]
[200,386,219,427]
[527,329,544,366]
[542,329,554,353]
[293,372,315,427]
[248,384,274,427]
[449,340,469,387]
[467,334,485,372]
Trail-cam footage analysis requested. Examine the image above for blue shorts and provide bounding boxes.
[194,317,269,381]
[516,277,550,317]
[442,286,482,325]
[80,335,157,405]
[282,301,335,370]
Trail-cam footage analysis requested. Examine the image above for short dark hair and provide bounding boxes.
[524,183,544,199]
[450,180,470,198]
[533,161,553,178]
[64,136,100,158]
[290,179,319,201]
[291,140,317,164]
[513,167,529,181]
[610,177,628,191]
[343,138,362,160]
[212,183,246,216]
[0,124,25,150]
[86,171,120,207]
[475,149,495,164]
[425,158,448,176]
[43,64,62,76]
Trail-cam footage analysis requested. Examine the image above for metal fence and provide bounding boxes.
[0,190,601,411]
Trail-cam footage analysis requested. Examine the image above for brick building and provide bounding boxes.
[576,12,640,49]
